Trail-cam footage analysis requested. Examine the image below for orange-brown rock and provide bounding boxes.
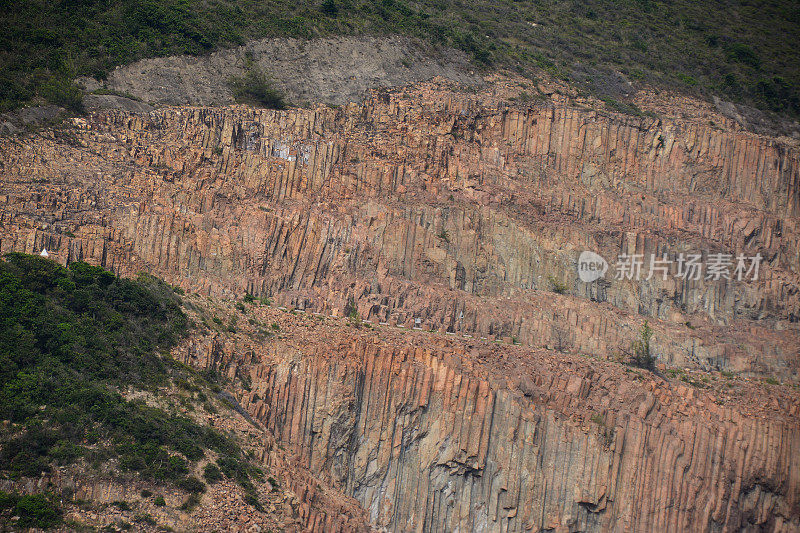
[1,79,798,383]
[1,75,798,532]
[175,300,800,532]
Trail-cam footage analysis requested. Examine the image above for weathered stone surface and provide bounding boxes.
[93,36,481,107]
[83,93,155,114]
[175,300,800,532]
[0,75,798,532]
[0,78,797,383]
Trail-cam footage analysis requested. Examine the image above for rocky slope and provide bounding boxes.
[1,76,798,380]
[1,375,372,532]
[175,297,800,532]
[78,36,481,108]
[0,75,798,531]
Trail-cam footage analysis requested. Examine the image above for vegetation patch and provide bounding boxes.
[548,275,569,295]
[2,0,798,118]
[0,491,61,528]
[629,320,656,371]
[0,253,262,516]
[228,65,286,109]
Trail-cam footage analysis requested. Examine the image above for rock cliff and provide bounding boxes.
[175,299,800,532]
[0,75,798,531]
[1,77,797,381]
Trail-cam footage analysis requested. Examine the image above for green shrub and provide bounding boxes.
[39,78,84,113]
[217,456,246,481]
[548,276,569,295]
[588,413,614,445]
[676,73,698,87]
[726,43,761,68]
[631,321,656,371]
[177,476,206,494]
[228,67,286,109]
[111,500,132,511]
[589,413,606,426]
[179,493,201,512]
[134,512,157,525]
[175,377,199,392]
[203,463,223,484]
[320,0,338,17]
[244,493,264,511]
[153,496,166,507]
[0,492,61,528]
[602,97,644,116]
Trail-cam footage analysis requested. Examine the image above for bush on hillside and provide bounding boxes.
[228,67,286,109]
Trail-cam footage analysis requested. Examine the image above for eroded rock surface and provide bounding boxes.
[1,77,797,382]
[88,36,481,108]
[0,75,798,532]
[176,299,800,532]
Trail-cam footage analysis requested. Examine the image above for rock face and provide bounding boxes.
[82,93,155,114]
[1,78,797,382]
[175,302,800,532]
[91,36,481,107]
[0,76,798,532]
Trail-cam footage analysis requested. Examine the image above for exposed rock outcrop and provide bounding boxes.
[0,75,798,532]
[87,36,482,108]
[1,78,797,382]
[176,300,800,532]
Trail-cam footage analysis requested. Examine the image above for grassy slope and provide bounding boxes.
[1,0,798,117]
[0,253,264,528]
